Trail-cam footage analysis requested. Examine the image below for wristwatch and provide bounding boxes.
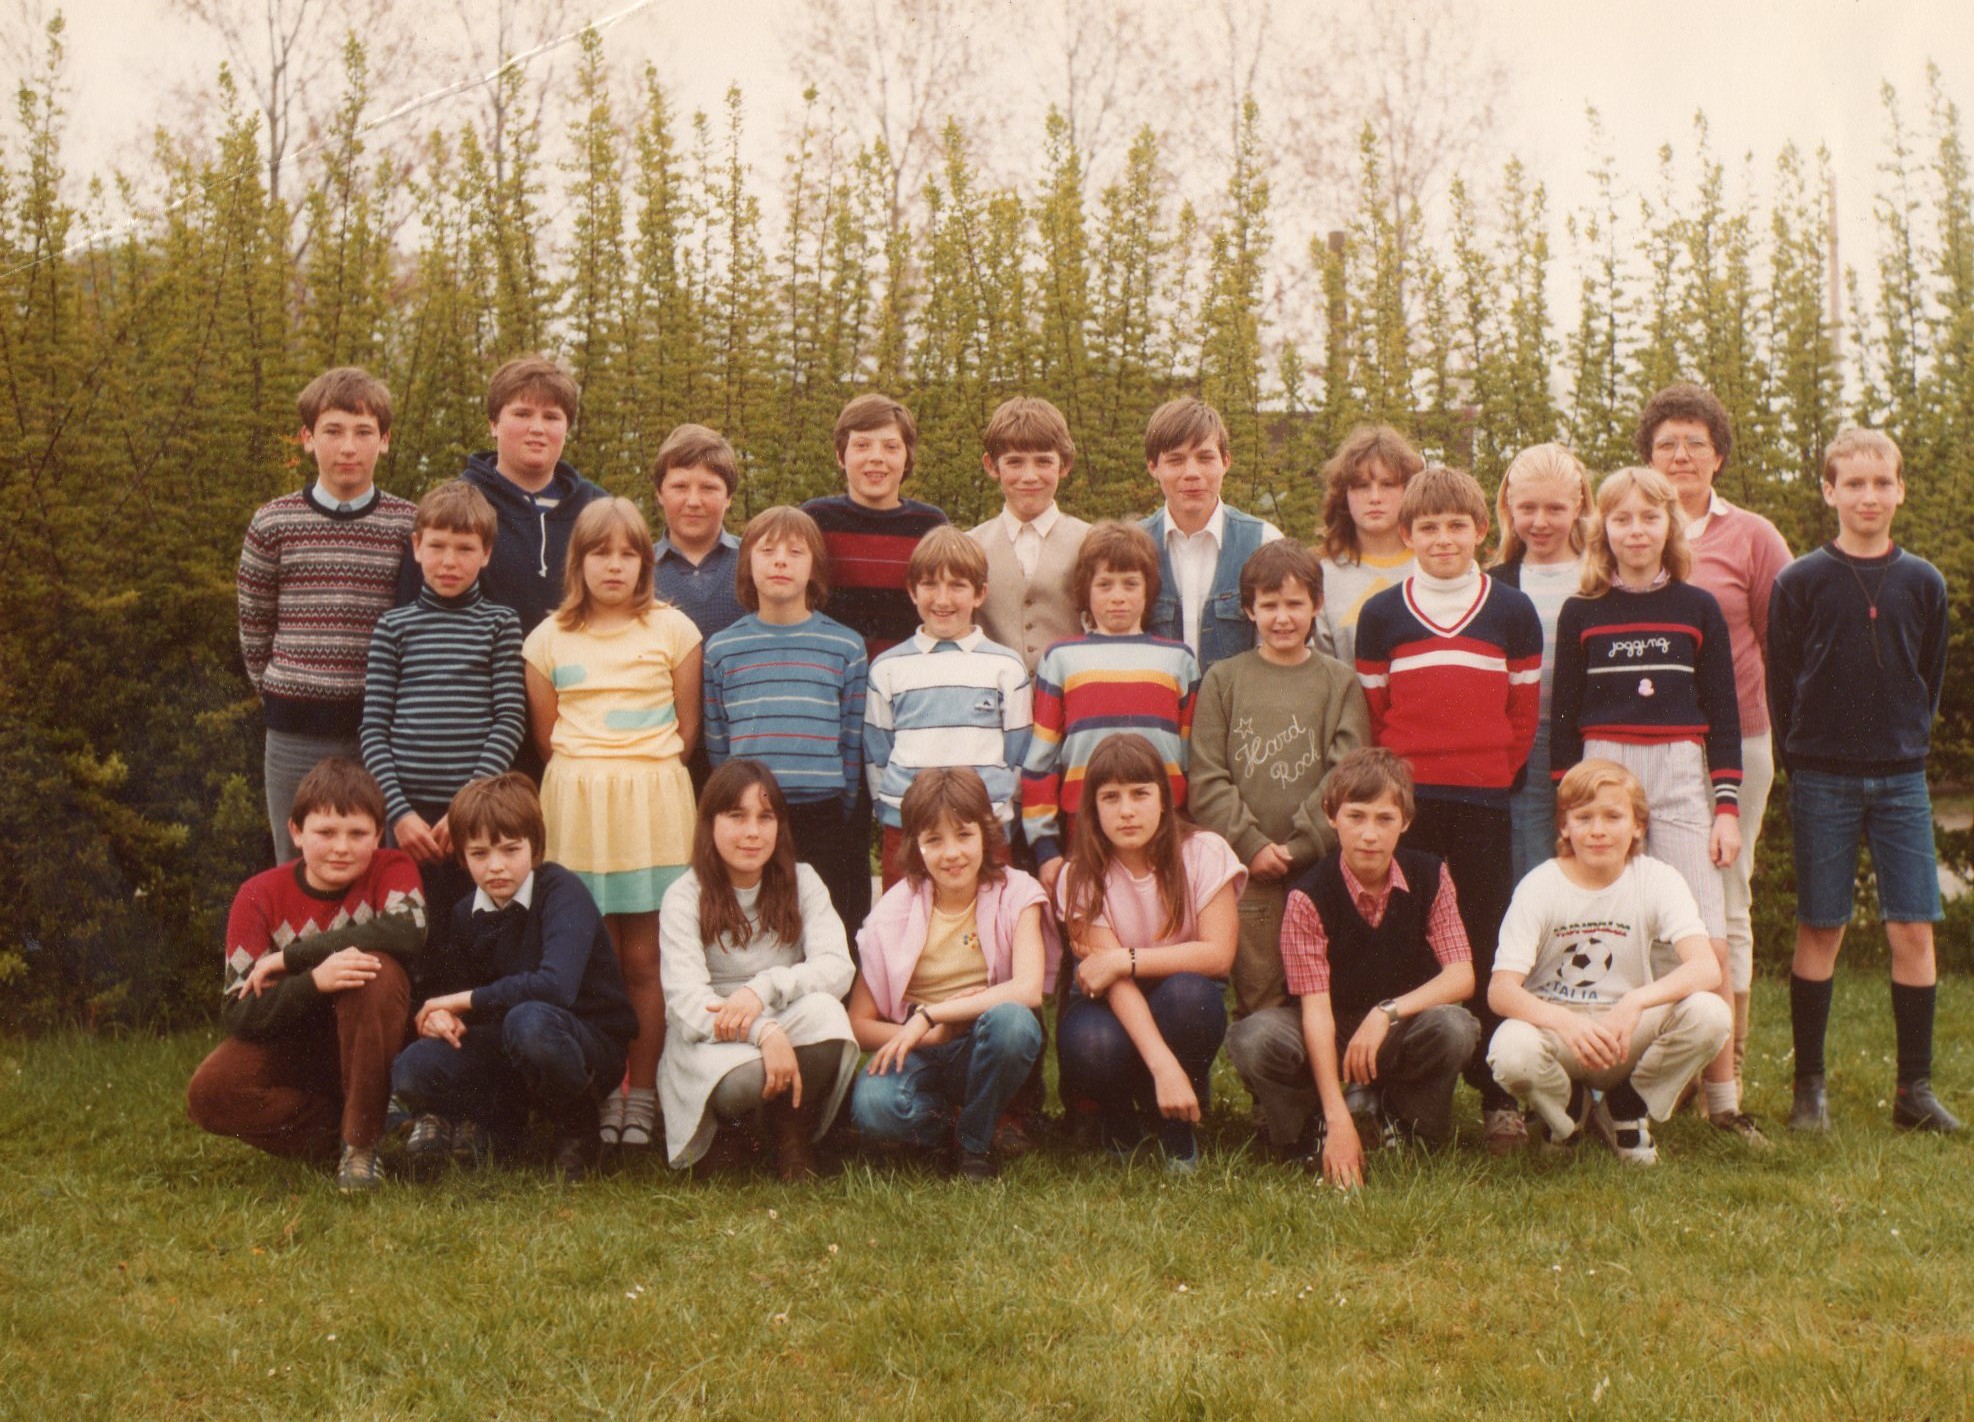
[1376,999,1401,1027]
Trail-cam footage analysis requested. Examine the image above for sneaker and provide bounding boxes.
[404,1112,452,1172]
[954,1148,998,1182]
[1483,1107,1529,1156]
[1893,1078,1963,1133]
[1163,1149,1200,1177]
[1537,1083,1593,1155]
[1590,1099,1657,1166]
[617,1093,657,1150]
[450,1119,492,1169]
[1710,1110,1773,1151]
[336,1143,383,1193]
[1789,1074,1830,1133]
[598,1087,628,1147]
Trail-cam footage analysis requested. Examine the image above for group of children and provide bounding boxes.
[191,360,1958,1193]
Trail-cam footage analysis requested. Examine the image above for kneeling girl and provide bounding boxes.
[1055,732,1246,1170]
[658,760,859,1179]
[848,768,1049,1180]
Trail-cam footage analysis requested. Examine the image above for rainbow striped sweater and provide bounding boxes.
[1020,632,1200,864]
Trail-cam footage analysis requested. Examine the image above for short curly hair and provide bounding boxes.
[1635,383,1733,470]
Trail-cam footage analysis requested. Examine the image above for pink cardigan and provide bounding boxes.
[856,868,1055,1024]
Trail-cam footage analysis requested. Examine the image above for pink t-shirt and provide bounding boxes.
[1056,829,1247,947]
[1689,500,1792,736]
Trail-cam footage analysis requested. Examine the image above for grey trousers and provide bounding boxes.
[707,1042,848,1120]
[264,728,361,862]
[1227,1001,1481,1149]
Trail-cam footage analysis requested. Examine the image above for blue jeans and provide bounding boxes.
[392,1000,627,1132]
[1789,768,1943,926]
[1508,722,1557,887]
[1057,972,1227,1159]
[849,1002,1043,1156]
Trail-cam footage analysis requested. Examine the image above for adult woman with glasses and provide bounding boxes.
[1635,383,1793,1145]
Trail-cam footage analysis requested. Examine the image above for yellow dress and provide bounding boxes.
[522,607,701,914]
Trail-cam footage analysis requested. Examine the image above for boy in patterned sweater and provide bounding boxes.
[238,368,415,862]
[185,759,426,1192]
[1353,465,1543,1153]
[1022,520,1201,894]
[361,480,527,959]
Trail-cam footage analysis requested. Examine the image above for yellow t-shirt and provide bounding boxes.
[905,902,989,1005]
[522,607,701,760]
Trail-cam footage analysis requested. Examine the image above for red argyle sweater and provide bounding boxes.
[219,851,426,1040]
[1354,573,1543,801]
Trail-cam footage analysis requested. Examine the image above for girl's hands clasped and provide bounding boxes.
[707,987,765,1042]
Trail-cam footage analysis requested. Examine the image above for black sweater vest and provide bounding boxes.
[1291,847,1446,1031]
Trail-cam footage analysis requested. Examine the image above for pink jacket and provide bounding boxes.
[856,868,1056,1024]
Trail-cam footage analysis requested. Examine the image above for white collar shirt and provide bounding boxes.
[998,503,1061,580]
[1161,500,1228,652]
[472,870,536,914]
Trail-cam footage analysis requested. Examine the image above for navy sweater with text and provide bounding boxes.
[1550,581,1743,811]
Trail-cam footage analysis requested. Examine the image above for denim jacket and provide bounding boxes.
[1143,503,1271,675]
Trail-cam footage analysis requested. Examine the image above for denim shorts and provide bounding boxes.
[1789,769,1943,926]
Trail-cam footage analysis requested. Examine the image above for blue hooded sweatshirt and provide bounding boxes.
[398,452,608,633]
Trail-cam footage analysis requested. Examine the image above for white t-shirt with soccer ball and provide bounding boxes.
[1493,856,1708,1009]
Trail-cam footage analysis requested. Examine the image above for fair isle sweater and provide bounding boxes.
[237,485,417,736]
[1020,632,1200,865]
[360,583,528,826]
[1550,581,1743,810]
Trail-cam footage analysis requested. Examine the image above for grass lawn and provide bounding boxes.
[4,971,1972,1420]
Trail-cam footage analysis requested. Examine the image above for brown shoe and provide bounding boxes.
[768,1094,819,1183]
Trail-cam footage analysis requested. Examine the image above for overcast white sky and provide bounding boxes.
[35,0,1974,293]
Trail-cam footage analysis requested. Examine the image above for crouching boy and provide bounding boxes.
[1487,760,1732,1165]
[185,759,425,1192]
[390,772,636,1181]
[1225,748,1480,1187]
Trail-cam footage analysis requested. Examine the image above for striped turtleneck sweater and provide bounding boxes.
[359,582,528,826]
[237,484,417,735]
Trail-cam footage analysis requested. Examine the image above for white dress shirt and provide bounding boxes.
[998,502,1061,580]
[1159,500,1283,651]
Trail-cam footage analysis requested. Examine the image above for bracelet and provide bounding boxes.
[1129,947,1138,979]
[909,1003,933,1029]
[758,1019,787,1041]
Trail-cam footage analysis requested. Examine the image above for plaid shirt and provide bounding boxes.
[1280,857,1469,997]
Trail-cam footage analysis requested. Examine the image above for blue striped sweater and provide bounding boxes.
[360,583,528,825]
[703,612,869,807]
[864,628,1032,828]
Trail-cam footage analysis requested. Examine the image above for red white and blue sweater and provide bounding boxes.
[1550,580,1743,812]
[1354,568,1543,805]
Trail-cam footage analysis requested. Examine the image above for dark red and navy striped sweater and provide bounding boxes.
[1354,573,1543,803]
[1550,581,1743,811]
[800,494,949,662]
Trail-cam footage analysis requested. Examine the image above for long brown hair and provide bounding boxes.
[691,760,804,950]
[1318,424,1424,562]
[553,497,659,629]
[1062,733,1194,944]
[897,768,1008,889]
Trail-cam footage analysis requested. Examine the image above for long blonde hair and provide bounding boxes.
[553,497,660,629]
[1491,443,1593,567]
[1579,466,1691,598]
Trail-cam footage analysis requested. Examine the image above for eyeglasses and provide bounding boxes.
[1652,437,1715,456]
